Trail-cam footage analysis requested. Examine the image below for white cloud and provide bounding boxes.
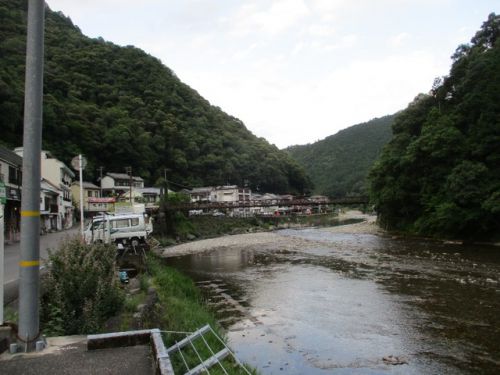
[226,0,310,37]
[198,50,448,148]
[307,24,336,37]
[388,32,410,47]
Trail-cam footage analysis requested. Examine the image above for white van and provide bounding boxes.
[84,213,153,247]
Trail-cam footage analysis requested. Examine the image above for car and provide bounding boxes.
[212,211,225,217]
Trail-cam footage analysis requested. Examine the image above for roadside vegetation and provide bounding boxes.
[40,239,124,336]
[37,238,255,373]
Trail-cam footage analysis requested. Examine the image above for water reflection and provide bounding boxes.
[167,229,500,374]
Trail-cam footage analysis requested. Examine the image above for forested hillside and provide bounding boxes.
[0,0,310,193]
[286,115,394,197]
[369,14,500,240]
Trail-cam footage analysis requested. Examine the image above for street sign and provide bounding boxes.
[0,181,6,204]
[71,155,87,171]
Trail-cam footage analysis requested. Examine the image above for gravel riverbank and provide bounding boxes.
[160,211,383,258]
[320,211,383,235]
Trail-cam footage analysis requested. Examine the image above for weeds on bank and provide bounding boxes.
[146,256,256,374]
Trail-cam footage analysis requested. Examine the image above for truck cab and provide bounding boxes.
[84,213,153,248]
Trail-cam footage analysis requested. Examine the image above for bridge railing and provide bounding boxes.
[164,196,369,211]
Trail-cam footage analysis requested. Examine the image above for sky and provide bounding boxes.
[46,0,498,148]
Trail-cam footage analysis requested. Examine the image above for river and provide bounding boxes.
[165,226,500,374]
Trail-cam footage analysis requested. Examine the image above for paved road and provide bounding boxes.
[3,227,80,304]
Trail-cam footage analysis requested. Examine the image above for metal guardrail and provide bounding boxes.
[162,324,252,375]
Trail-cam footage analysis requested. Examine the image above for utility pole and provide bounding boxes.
[97,166,104,197]
[125,166,132,206]
[79,155,84,238]
[0,194,5,326]
[18,0,45,352]
[164,168,169,200]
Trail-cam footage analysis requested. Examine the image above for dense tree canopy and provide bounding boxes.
[369,14,500,240]
[0,0,310,194]
[286,115,394,197]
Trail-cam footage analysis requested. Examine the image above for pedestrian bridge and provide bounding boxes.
[165,196,369,211]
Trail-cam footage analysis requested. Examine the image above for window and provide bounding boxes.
[87,190,92,197]
[112,219,130,228]
[9,166,21,185]
[131,218,139,226]
[92,221,104,230]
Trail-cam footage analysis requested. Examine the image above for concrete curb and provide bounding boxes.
[87,329,174,374]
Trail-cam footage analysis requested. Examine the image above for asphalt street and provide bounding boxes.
[2,226,80,304]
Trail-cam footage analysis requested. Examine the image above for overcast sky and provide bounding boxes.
[46,0,498,148]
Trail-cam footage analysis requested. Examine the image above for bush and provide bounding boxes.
[41,238,124,335]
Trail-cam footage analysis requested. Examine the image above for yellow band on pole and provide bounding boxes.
[20,260,40,267]
[21,211,40,217]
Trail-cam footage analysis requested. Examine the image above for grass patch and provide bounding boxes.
[146,256,256,374]
[123,294,144,313]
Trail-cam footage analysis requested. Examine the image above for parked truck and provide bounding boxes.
[84,212,153,248]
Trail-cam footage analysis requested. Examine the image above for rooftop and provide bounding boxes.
[106,172,144,182]
[190,187,214,193]
[136,187,161,194]
[72,181,100,189]
[0,145,22,166]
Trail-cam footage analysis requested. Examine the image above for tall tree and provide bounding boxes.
[369,13,500,240]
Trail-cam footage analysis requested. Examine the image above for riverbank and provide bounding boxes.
[320,210,383,235]
[160,211,380,258]
[164,214,500,375]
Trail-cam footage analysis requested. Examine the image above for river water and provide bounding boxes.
[166,228,500,374]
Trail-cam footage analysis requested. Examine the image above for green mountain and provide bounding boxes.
[286,115,394,197]
[0,0,310,194]
[369,13,500,240]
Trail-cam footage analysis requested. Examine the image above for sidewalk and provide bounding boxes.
[0,335,154,374]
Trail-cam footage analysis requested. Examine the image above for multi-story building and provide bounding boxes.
[189,187,215,203]
[133,187,162,210]
[0,146,22,241]
[71,181,115,217]
[213,185,251,203]
[189,185,252,203]
[40,178,60,232]
[100,172,144,202]
[15,147,75,230]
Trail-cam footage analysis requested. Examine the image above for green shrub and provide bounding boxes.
[41,238,124,335]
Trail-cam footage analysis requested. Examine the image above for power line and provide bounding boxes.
[165,178,192,190]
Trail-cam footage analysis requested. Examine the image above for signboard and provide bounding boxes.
[7,188,20,201]
[88,197,116,203]
[0,182,6,204]
[71,155,87,171]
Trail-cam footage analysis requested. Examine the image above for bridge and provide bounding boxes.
[165,196,369,211]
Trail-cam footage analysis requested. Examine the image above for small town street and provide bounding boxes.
[3,226,79,304]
